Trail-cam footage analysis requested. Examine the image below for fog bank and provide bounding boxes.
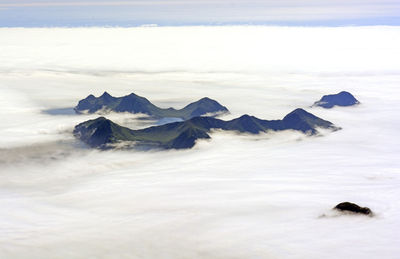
[0,27,399,258]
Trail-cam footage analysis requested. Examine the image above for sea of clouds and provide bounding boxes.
[0,26,400,258]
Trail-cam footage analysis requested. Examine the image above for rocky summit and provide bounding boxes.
[334,202,373,215]
[74,92,229,120]
[73,108,340,150]
[313,91,360,108]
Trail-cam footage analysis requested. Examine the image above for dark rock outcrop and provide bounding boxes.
[74,92,229,120]
[73,117,136,149]
[74,108,340,150]
[334,202,373,215]
[313,91,360,108]
[281,108,336,134]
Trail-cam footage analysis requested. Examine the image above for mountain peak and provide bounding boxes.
[73,116,136,149]
[227,114,266,133]
[98,91,116,104]
[74,108,339,150]
[237,114,256,120]
[283,108,336,133]
[198,97,212,102]
[95,116,107,121]
[284,108,316,119]
[313,91,360,108]
[100,91,112,97]
[75,93,229,120]
[127,92,140,98]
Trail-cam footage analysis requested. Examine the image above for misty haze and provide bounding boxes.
[1,26,400,258]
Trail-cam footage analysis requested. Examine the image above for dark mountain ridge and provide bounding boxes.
[73,108,340,150]
[313,91,360,108]
[74,91,229,120]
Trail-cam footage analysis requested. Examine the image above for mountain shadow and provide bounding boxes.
[74,108,340,150]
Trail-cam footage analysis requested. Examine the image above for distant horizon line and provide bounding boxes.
[1,24,400,29]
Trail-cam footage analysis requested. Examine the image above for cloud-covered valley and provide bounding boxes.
[0,26,400,258]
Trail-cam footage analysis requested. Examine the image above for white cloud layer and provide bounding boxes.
[1,26,400,74]
[0,27,400,258]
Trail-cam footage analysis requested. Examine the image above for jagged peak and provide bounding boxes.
[75,116,112,131]
[93,116,108,121]
[127,92,140,98]
[237,114,258,120]
[198,97,213,102]
[282,109,325,126]
[87,117,117,127]
[188,97,221,106]
[285,108,314,118]
[75,91,228,118]
[123,92,151,102]
[100,91,112,98]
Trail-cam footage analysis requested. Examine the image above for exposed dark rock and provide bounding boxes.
[73,117,136,149]
[313,91,360,108]
[282,108,336,134]
[169,128,211,149]
[334,202,373,215]
[74,108,339,150]
[74,92,229,120]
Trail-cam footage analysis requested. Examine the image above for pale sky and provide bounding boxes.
[1,0,400,26]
